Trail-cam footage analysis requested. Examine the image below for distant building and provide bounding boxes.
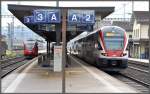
[13,39,24,50]
[99,20,112,28]
[131,11,149,59]
[0,35,7,59]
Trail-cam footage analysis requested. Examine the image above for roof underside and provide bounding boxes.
[8,4,114,42]
[132,11,150,24]
[112,21,133,31]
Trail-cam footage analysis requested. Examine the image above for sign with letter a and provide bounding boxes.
[47,10,61,23]
[24,9,61,24]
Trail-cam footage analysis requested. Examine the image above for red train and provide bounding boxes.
[24,39,38,59]
[68,26,128,72]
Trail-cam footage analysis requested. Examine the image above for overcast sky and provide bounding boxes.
[1,1,149,27]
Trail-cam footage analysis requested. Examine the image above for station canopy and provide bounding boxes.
[8,4,114,42]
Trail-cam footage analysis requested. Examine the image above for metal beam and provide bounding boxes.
[148,0,150,72]
[61,8,67,93]
[47,41,49,55]
[56,24,61,45]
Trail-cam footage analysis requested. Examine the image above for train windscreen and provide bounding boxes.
[103,29,124,50]
[26,41,35,50]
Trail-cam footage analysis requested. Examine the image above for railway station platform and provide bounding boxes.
[128,58,149,67]
[128,58,149,63]
[2,55,139,93]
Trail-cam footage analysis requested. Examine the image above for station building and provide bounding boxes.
[131,11,149,59]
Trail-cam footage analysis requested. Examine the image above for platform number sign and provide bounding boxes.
[24,9,61,24]
[68,10,95,24]
[24,9,95,24]
[82,12,95,24]
[24,16,34,23]
[34,10,47,23]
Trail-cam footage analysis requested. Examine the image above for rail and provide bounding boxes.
[112,73,149,93]
[0,56,24,64]
[119,58,150,90]
[1,56,39,78]
[119,73,149,88]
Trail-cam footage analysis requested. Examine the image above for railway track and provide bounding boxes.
[110,61,149,93]
[119,72,149,87]
[123,61,149,84]
[111,72,149,93]
[128,61,149,72]
[1,57,28,78]
[71,55,149,93]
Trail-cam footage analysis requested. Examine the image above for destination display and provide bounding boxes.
[105,32,122,37]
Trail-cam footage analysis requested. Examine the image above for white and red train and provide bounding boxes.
[24,39,45,59]
[68,26,128,71]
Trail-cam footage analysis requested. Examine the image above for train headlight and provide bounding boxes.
[101,53,107,56]
[121,53,127,56]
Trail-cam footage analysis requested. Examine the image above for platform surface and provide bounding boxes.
[2,55,139,93]
[128,58,149,63]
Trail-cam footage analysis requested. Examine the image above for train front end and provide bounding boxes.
[97,26,128,71]
[24,40,38,59]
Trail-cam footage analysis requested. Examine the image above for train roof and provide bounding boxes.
[101,26,126,32]
[68,26,126,43]
[69,32,88,43]
[26,39,45,43]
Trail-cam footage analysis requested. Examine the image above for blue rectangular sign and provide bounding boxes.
[82,11,95,24]
[24,16,34,24]
[24,9,95,24]
[33,9,61,23]
[68,10,95,24]
[68,10,81,24]
[33,10,47,23]
[23,9,61,24]
[47,10,61,23]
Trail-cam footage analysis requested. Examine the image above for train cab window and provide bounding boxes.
[26,43,34,50]
[103,28,124,50]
